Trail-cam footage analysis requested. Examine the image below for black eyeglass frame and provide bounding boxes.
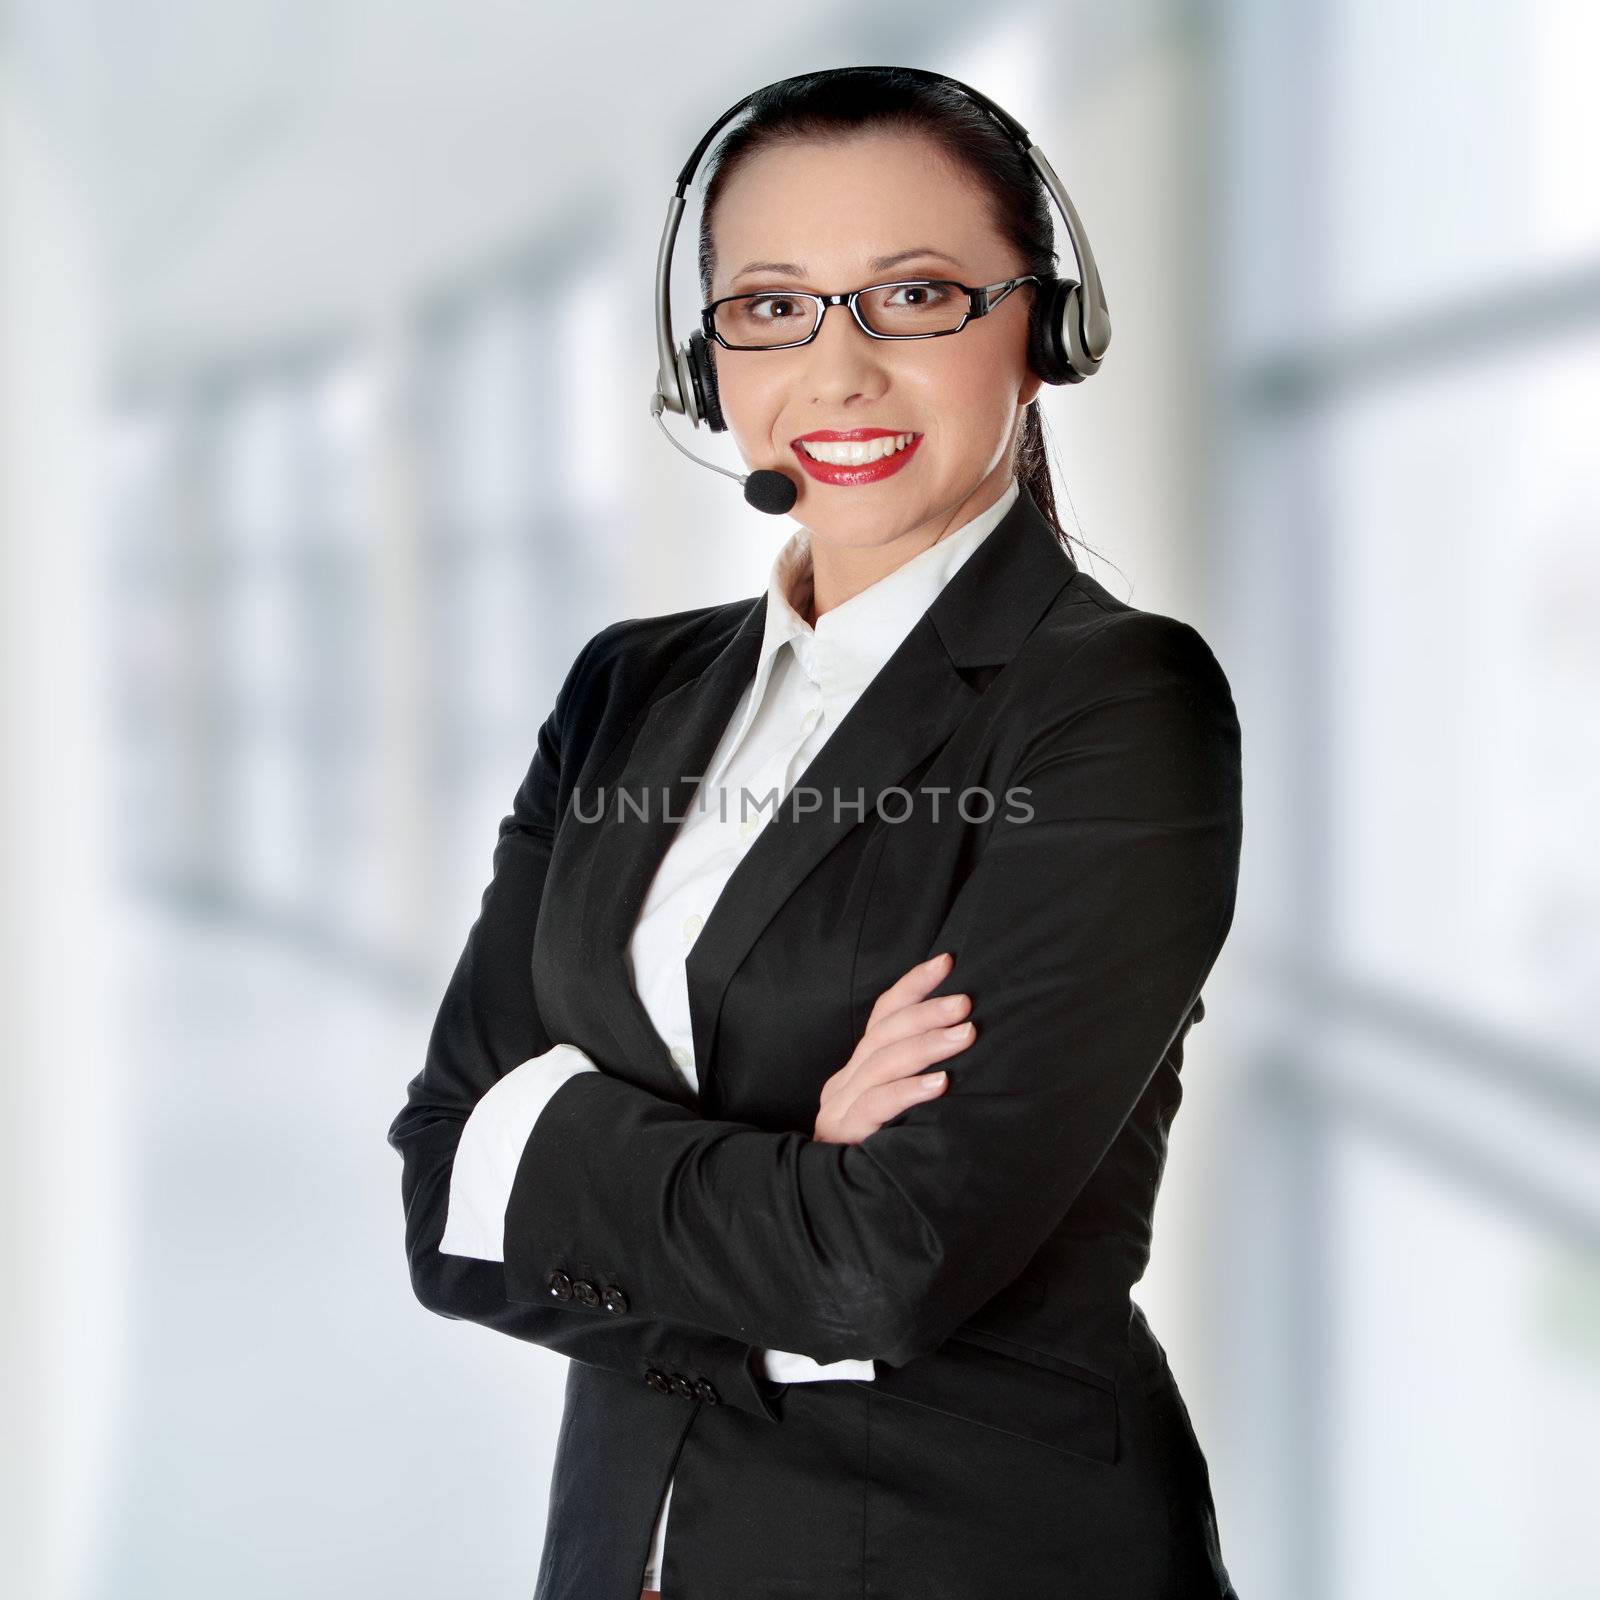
[700,274,1042,351]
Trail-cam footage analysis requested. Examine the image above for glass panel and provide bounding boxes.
[1323,0,1600,330]
[1330,1126,1599,1597]
[1324,324,1600,1062]
[1223,0,1600,351]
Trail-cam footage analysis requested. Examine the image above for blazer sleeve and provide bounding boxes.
[434,1039,876,1382]
[498,610,1244,1370]
[385,626,783,1421]
[437,1044,599,1260]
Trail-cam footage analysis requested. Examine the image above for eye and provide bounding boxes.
[746,294,806,321]
[883,281,955,308]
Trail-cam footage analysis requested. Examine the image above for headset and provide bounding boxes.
[649,64,1112,514]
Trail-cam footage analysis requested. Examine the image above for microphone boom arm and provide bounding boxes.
[650,392,747,485]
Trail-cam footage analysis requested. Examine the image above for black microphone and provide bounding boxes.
[651,399,799,515]
[743,469,799,515]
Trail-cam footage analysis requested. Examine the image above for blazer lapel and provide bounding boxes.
[577,484,1076,1103]
[574,595,766,1101]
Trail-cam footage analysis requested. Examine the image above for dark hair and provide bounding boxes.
[696,67,1077,554]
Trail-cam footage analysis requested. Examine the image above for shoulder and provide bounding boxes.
[1016,568,1238,723]
[580,598,748,680]
[552,596,753,736]
[574,597,751,696]
[983,571,1241,797]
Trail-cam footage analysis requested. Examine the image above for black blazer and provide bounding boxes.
[388,483,1245,1600]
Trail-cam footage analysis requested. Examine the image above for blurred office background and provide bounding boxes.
[3,1,1597,1596]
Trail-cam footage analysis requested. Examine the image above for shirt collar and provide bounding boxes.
[714,478,1020,774]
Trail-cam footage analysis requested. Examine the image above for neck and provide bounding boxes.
[808,466,1013,621]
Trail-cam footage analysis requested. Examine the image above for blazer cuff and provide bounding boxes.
[439,1043,600,1261]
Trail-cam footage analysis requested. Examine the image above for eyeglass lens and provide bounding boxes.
[713,281,967,347]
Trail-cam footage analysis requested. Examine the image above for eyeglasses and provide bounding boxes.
[701,275,1042,351]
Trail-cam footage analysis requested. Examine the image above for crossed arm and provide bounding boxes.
[472,611,1244,1372]
[387,628,809,1419]
[436,1040,877,1387]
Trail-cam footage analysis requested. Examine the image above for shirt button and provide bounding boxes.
[740,814,759,839]
[800,708,820,733]
[682,912,703,942]
[670,1045,692,1070]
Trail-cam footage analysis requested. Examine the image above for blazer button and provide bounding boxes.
[572,1278,599,1307]
[546,1270,573,1301]
[601,1285,629,1314]
[694,1378,720,1405]
[645,1367,672,1393]
[670,1373,695,1399]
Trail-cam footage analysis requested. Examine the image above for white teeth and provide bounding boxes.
[799,433,914,465]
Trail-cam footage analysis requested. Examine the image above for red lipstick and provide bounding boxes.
[791,428,922,487]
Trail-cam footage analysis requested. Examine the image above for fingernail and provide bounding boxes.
[925,951,951,969]
[919,1072,947,1092]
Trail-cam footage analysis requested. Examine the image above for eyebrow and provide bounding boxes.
[730,247,963,287]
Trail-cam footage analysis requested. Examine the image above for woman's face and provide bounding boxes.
[707,130,1044,556]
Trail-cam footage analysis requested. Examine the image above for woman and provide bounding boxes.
[388,67,1244,1600]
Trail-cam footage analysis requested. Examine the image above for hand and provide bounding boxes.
[812,952,974,1145]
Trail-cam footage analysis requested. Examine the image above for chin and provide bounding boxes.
[811,508,923,552]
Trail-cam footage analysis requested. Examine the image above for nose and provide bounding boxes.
[800,298,890,404]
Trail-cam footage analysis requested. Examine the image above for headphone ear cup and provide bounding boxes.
[1027,275,1076,385]
[687,330,727,432]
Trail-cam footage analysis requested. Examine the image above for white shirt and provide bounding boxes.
[440,478,1019,1588]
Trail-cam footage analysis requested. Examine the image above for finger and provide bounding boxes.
[865,950,954,1029]
[846,1069,950,1142]
[857,1020,976,1090]
[820,957,963,1111]
[864,991,972,1057]
[822,961,957,1103]
[818,1008,973,1114]
[821,1001,972,1108]
[852,993,972,1085]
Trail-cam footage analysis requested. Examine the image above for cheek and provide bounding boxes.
[951,323,1021,395]
[912,342,1018,440]
[712,351,779,438]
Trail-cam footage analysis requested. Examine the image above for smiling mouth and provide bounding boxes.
[794,432,919,466]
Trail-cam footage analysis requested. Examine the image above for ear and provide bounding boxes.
[1019,369,1045,408]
